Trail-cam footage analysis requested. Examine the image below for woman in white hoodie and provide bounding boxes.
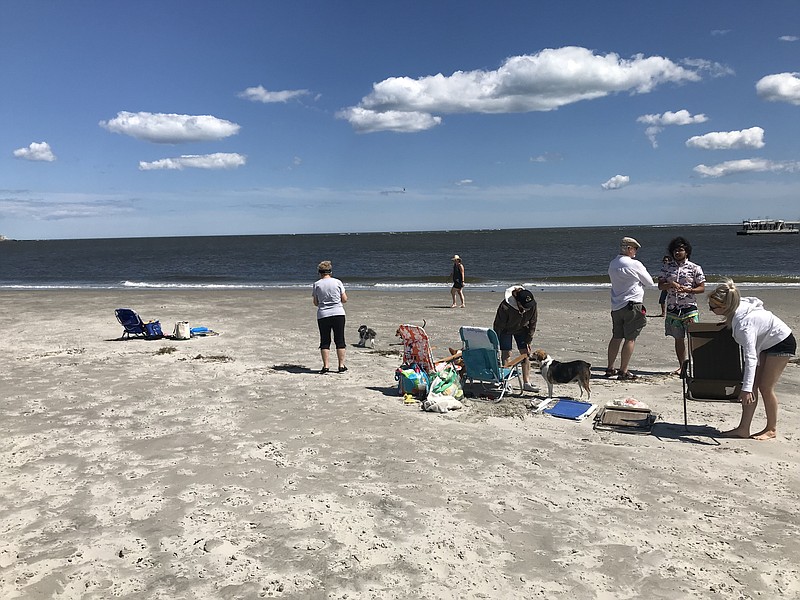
[708,279,796,439]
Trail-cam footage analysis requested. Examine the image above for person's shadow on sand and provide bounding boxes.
[271,364,318,374]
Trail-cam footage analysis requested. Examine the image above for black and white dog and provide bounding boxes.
[357,325,377,348]
[530,349,591,399]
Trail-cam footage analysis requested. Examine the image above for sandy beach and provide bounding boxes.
[1,287,799,599]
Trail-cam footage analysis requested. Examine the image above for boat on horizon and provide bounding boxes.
[736,219,799,235]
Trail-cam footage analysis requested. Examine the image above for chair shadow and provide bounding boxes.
[109,336,182,342]
[366,386,401,397]
[650,421,722,445]
[424,305,462,309]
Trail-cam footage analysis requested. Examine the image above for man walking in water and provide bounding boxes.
[606,237,657,380]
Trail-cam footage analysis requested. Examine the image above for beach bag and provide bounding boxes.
[144,320,163,340]
[427,365,464,400]
[173,321,191,340]
[395,364,429,398]
[422,365,464,413]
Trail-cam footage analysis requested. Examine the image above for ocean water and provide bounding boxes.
[1,225,798,291]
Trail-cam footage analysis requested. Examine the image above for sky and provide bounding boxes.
[1,0,800,240]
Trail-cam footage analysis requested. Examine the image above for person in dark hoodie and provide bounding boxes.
[493,285,540,393]
[708,278,796,440]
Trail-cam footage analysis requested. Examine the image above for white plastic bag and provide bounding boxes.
[422,396,464,413]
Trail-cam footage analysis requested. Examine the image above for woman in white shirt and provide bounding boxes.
[708,279,796,440]
[312,260,348,374]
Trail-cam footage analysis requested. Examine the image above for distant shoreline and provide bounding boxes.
[2,279,799,292]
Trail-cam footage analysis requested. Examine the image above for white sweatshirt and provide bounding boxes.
[731,297,793,392]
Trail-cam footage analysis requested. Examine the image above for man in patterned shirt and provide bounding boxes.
[658,236,706,373]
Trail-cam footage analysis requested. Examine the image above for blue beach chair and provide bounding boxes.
[459,326,525,401]
[115,308,163,340]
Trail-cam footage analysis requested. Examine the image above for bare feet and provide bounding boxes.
[670,367,682,375]
[450,304,456,308]
[460,304,466,309]
[718,427,751,438]
[751,429,777,440]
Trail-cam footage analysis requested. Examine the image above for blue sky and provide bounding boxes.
[1,1,799,240]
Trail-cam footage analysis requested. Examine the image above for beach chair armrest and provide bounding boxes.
[504,354,527,368]
[438,351,462,363]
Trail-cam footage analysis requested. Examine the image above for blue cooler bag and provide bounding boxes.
[144,321,164,339]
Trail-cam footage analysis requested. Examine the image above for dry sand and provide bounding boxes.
[1,287,799,599]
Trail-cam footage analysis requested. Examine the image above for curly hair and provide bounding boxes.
[667,236,693,259]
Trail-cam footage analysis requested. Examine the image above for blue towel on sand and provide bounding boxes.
[543,398,596,421]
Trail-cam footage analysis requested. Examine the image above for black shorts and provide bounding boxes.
[764,333,796,357]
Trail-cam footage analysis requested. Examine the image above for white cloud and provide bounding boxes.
[100,111,241,143]
[13,141,56,162]
[337,107,441,133]
[138,153,246,171]
[237,85,309,103]
[637,109,708,127]
[693,158,800,177]
[636,109,709,147]
[340,46,725,132]
[711,29,731,36]
[530,152,563,163]
[686,126,765,150]
[680,58,734,78]
[455,179,474,186]
[756,72,800,105]
[601,174,630,190]
[779,35,799,42]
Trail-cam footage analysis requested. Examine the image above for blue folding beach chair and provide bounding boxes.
[459,326,525,401]
[115,308,163,340]
[115,308,146,339]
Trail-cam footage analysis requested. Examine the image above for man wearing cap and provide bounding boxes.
[606,237,657,380]
[494,286,540,392]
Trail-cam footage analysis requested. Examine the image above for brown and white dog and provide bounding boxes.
[529,349,591,399]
